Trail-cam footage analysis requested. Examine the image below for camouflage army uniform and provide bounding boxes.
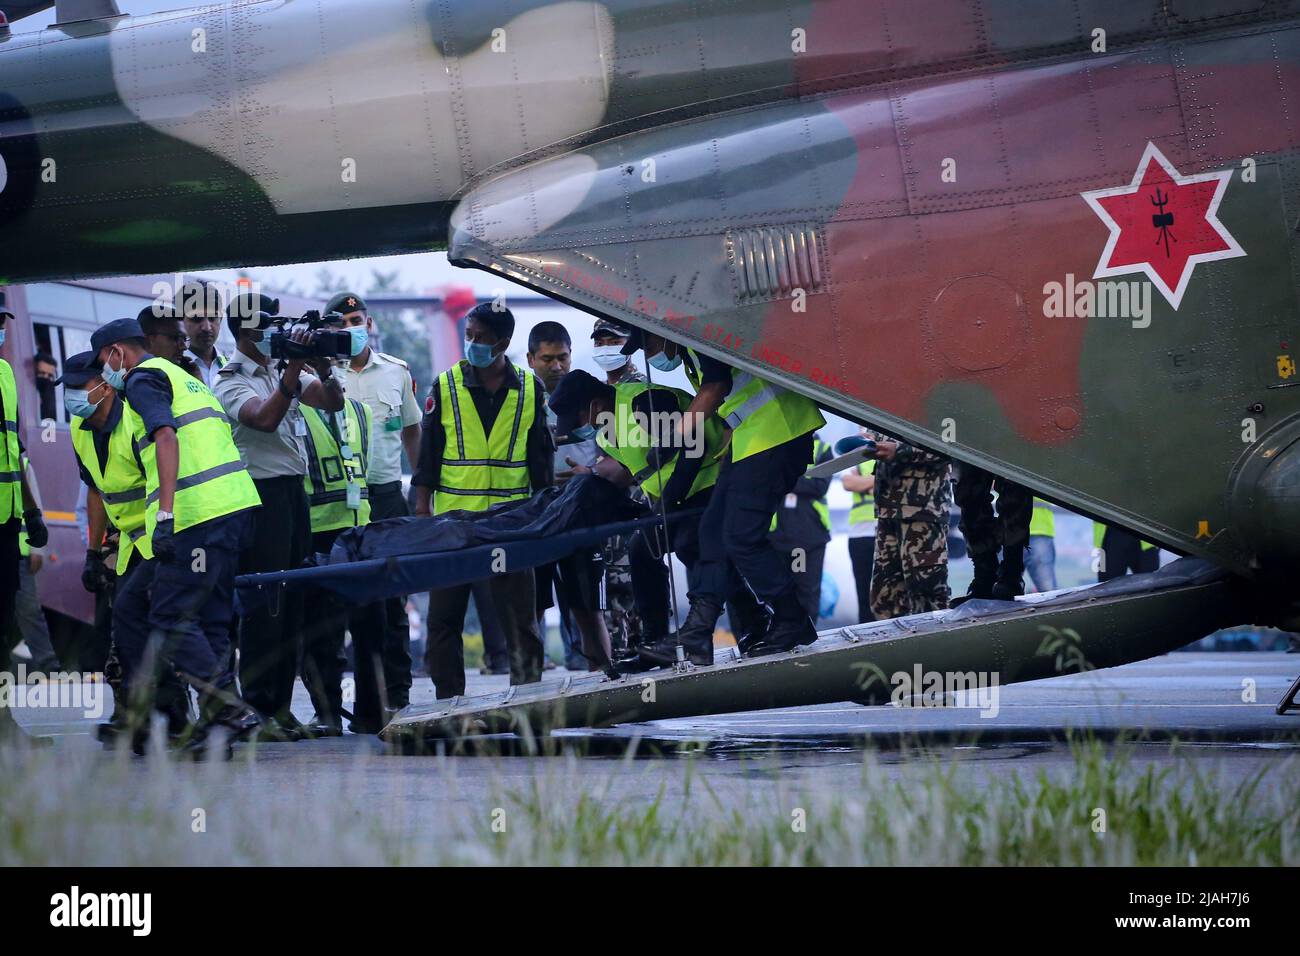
[602,363,649,657]
[870,440,952,618]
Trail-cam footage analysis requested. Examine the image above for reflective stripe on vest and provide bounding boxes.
[123,357,260,536]
[595,382,724,501]
[302,399,373,533]
[849,459,876,526]
[71,402,152,573]
[716,370,825,462]
[434,363,536,514]
[0,361,23,523]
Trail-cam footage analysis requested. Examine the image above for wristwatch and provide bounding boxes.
[155,510,175,522]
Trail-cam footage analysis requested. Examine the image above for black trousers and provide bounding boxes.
[848,535,876,623]
[238,477,310,722]
[367,481,413,709]
[300,528,388,727]
[1098,527,1160,581]
[775,539,825,620]
[954,465,1032,556]
[628,489,755,637]
[472,579,509,671]
[695,434,813,604]
[116,512,252,709]
[426,570,542,699]
[0,521,21,694]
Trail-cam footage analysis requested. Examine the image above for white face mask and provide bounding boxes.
[592,344,626,371]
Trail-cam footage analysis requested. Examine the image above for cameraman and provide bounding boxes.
[215,293,345,741]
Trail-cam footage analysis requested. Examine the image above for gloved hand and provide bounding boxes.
[81,549,106,593]
[152,517,176,564]
[23,509,47,549]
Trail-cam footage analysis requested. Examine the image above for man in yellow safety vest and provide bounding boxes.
[412,304,553,698]
[617,329,826,664]
[92,318,263,754]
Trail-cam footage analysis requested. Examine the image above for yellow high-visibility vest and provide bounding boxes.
[1093,521,1156,551]
[302,400,372,533]
[597,382,724,501]
[71,400,152,572]
[0,360,24,524]
[1030,498,1055,538]
[717,370,824,462]
[849,459,876,526]
[122,357,260,536]
[434,362,536,515]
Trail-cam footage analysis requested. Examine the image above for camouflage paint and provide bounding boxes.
[1,0,1298,590]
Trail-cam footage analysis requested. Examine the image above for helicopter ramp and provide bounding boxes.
[381,558,1252,744]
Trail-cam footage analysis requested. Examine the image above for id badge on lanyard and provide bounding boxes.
[340,442,362,510]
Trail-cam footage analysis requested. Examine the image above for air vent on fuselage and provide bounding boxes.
[728,224,824,302]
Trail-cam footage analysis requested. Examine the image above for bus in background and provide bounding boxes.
[0,275,309,652]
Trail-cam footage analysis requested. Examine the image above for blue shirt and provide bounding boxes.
[122,356,178,440]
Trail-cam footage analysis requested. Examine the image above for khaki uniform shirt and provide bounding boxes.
[214,353,317,479]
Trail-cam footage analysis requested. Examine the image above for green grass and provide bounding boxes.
[0,736,1294,866]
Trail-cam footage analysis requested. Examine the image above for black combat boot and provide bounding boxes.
[728,588,773,657]
[616,603,670,673]
[742,591,817,657]
[156,681,194,739]
[95,682,131,745]
[639,598,721,667]
[952,550,998,606]
[991,546,1026,601]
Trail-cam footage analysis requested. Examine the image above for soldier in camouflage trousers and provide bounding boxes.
[869,436,952,619]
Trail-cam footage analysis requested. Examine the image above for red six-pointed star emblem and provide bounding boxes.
[1081,142,1245,309]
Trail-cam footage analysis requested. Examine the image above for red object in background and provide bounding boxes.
[441,286,477,323]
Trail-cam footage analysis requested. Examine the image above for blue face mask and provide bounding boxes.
[464,339,497,368]
[348,326,368,357]
[570,423,597,441]
[101,349,127,390]
[0,330,6,349]
[253,334,273,357]
[64,389,96,419]
[65,382,108,420]
[649,350,683,372]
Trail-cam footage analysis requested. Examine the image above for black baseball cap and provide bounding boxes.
[54,351,101,388]
[619,327,647,356]
[548,369,613,437]
[90,318,145,355]
[226,292,281,336]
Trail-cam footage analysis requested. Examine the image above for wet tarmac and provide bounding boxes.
[11,653,1300,803]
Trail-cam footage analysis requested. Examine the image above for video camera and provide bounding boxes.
[252,310,353,361]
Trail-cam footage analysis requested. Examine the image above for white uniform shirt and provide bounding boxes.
[186,348,228,389]
[334,349,421,485]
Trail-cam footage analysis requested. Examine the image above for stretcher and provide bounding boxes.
[235,512,694,611]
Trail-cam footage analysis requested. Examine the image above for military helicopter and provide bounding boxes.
[2,0,1298,738]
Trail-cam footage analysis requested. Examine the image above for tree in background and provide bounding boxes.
[310,267,434,399]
